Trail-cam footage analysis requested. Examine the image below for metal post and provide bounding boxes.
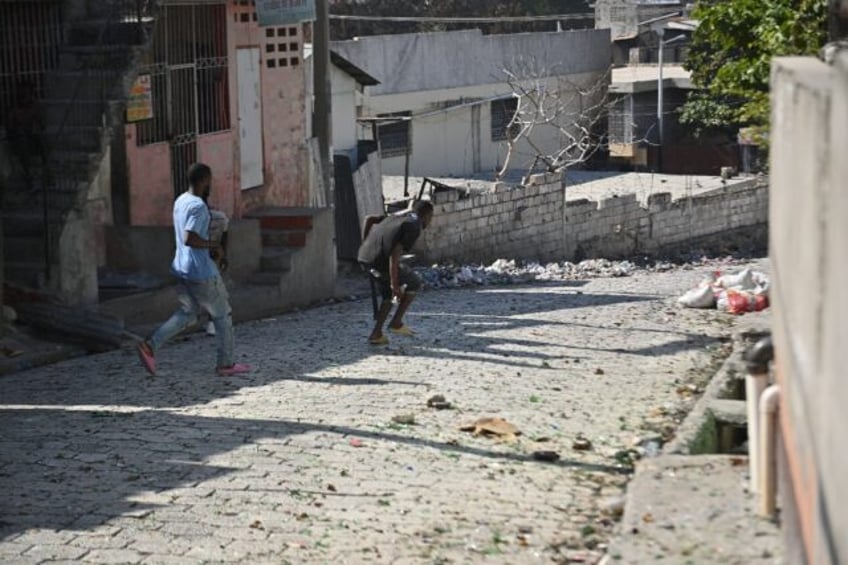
[657,29,664,173]
[403,143,410,198]
[314,0,333,207]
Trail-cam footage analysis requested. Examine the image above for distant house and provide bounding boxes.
[594,0,693,66]
[332,29,612,179]
[607,64,692,168]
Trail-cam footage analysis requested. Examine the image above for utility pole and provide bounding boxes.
[657,28,665,174]
[314,0,333,207]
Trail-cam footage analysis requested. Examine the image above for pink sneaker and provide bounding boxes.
[137,342,156,376]
[217,363,251,377]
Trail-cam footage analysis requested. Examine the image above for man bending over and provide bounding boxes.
[357,200,434,345]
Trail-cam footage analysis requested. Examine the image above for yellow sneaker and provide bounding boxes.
[389,326,415,337]
[368,335,389,346]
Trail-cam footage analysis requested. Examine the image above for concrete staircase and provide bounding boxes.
[247,208,320,287]
[98,208,338,330]
[2,4,150,292]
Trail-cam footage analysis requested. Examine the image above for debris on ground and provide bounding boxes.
[391,414,416,425]
[1,346,24,358]
[572,435,593,451]
[415,255,759,290]
[459,417,521,442]
[678,268,770,314]
[600,496,626,518]
[532,450,561,462]
[426,394,453,410]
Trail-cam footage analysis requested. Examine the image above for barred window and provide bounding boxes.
[137,4,230,146]
[377,111,411,158]
[608,95,633,144]
[491,97,519,141]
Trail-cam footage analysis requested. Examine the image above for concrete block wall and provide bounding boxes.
[420,172,566,264]
[417,174,768,264]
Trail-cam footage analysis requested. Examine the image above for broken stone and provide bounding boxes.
[459,417,521,442]
[426,394,453,410]
[532,450,561,462]
[392,414,416,425]
[572,436,593,451]
[600,496,626,517]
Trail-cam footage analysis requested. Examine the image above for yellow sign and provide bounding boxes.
[126,74,153,122]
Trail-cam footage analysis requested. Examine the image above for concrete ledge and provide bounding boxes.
[604,455,783,564]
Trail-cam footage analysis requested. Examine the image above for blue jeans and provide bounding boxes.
[149,274,234,367]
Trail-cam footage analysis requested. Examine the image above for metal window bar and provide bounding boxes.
[0,1,63,129]
[490,97,519,142]
[377,112,411,158]
[136,4,230,147]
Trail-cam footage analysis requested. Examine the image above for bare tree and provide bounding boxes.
[496,57,613,182]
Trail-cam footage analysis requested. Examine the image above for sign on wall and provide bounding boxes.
[126,74,153,123]
[255,0,315,26]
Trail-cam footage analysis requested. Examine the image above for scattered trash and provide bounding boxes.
[678,268,770,314]
[349,438,364,448]
[532,450,561,462]
[1,346,24,358]
[426,394,453,410]
[594,368,605,375]
[572,436,593,451]
[249,520,264,530]
[327,484,337,492]
[459,417,521,442]
[642,512,655,523]
[416,255,761,291]
[600,496,626,517]
[416,258,638,289]
[391,414,416,425]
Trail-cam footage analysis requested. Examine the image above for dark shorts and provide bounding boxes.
[362,263,422,300]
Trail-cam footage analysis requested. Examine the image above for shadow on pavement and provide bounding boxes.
[0,407,630,539]
[0,285,674,539]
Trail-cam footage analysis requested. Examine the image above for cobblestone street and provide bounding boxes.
[0,262,765,564]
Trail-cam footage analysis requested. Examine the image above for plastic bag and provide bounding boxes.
[723,289,770,315]
[678,284,716,308]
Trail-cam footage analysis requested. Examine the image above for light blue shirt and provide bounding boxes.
[170,192,218,281]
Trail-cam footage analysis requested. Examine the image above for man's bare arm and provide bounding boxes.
[389,243,403,297]
[184,231,220,251]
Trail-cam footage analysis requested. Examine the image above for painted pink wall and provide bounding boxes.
[124,4,309,227]
[229,3,310,214]
[125,126,173,226]
[197,131,237,216]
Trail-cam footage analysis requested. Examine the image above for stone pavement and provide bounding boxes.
[0,261,766,564]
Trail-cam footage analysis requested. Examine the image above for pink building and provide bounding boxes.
[122,2,314,227]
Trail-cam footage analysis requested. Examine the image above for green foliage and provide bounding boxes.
[681,0,827,136]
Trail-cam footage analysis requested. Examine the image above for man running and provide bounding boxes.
[137,163,250,376]
[358,200,434,345]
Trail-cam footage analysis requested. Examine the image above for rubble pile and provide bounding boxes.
[414,255,754,289]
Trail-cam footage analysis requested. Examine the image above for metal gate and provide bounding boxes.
[0,1,63,129]
[136,3,229,197]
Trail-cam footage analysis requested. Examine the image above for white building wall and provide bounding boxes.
[330,64,359,153]
[369,72,606,177]
[333,28,612,178]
